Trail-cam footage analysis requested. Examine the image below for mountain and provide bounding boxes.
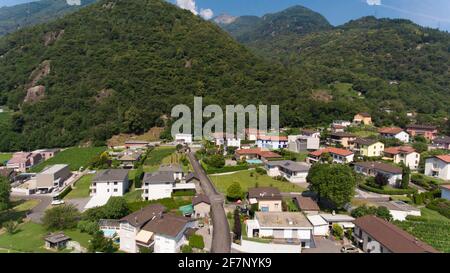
[212,14,237,25]
[0,0,97,36]
[0,0,311,151]
[218,10,450,128]
[221,5,332,43]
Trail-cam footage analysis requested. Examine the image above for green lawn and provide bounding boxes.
[123,189,143,202]
[420,207,450,222]
[144,147,176,166]
[30,147,106,172]
[210,170,306,194]
[0,153,12,164]
[64,174,93,199]
[0,199,40,226]
[64,229,92,248]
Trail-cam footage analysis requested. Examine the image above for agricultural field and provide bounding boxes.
[210,170,306,194]
[394,208,450,253]
[64,174,94,199]
[30,147,106,172]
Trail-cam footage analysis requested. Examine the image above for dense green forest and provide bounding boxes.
[0,0,97,36]
[220,9,450,129]
[0,0,449,151]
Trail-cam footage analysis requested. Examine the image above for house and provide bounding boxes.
[306,214,329,236]
[308,147,354,164]
[300,129,321,139]
[293,196,320,215]
[328,132,356,148]
[431,136,450,150]
[248,187,283,212]
[7,152,43,172]
[319,214,355,229]
[34,148,60,161]
[86,169,129,209]
[353,215,438,253]
[353,138,385,157]
[287,135,320,153]
[211,132,241,148]
[142,164,196,201]
[424,155,450,180]
[118,150,142,168]
[235,148,281,162]
[331,124,346,133]
[332,120,352,128]
[256,135,288,150]
[354,161,403,187]
[245,128,266,141]
[246,212,314,249]
[265,160,311,183]
[353,112,372,125]
[375,201,421,221]
[140,213,196,253]
[44,232,71,250]
[192,194,211,218]
[440,185,450,200]
[175,134,193,144]
[36,164,71,192]
[406,124,438,141]
[378,127,410,143]
[124,140,149,150]
[119,204,166,253]
[383,146,420,170]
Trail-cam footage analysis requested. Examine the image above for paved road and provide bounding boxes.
[188,152,231,253]
[11,194,52,223]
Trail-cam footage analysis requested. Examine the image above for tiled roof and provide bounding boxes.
[93,169,129,182]
[235,148,281,158]
[435,155,450,164]
[294,197,320,211]
[378,127,404,134]
[354,161,402,174]
[309,147,353,157]
[192,194,210,205]
[384,146,416,155]
[257,135,288,141]
[120,204,165,227]
[354,138,380,146]
[142,214,193,238]
[406,124,437,130]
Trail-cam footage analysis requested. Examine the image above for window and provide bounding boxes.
[114,182,118,185]
[114,189,118,192]
[107,189,110,192]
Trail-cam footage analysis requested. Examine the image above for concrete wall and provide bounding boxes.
[119,223,138,253]
[143,184,173,200]
[425,158,450,180]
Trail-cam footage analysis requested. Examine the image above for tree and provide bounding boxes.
[401,163,411,189]
[331,224,344,240]
[204,154,225,168]
[134,167,144,188]
[0,176,11,211]
[412,142,428,153]
[89,151,110,169]
[375,173,389,188]
[188,234,205,249]
[307,164,356,208]
[102,197,130,219]
[43,204,80,230]
[226,182,242,201]
[88,231,117,253]
[122,107,147,134]
[77,220,99,235]
[375,206,393,221]
[233,208,242,240]
[351,205,392,221]
[3,220,18,234]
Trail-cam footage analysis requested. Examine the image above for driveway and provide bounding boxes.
[65,197,91,212]
[10,194,52,223]
[303,237,342,253]
[188,152,231,253]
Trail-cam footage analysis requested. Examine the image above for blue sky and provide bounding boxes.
[2,0,450,31]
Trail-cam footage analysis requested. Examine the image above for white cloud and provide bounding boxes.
[66,0,81,6]
[176,0,214,19]
[176,0,198,15]
[200,8,214,20]
[366,0,381,5]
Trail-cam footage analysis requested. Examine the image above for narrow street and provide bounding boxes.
[188,152,231,253]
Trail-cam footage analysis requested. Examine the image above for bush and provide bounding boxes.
[77,220,99,235]
[410,174,440,191]
[359,183,417,195]
[255,167,267,175]
[426,199,450,219]
[227,182,243,201]
[172,190,196,197]
[43,204,80,230]
[3,220,18,234]
[188,234,205,249]
[331,224,344,240]
[181,245,193,253]
[102,197,130,219]
[203,154,225,169]
[56,185,72,200]
[134,167,144,188]
[88,231,117,253]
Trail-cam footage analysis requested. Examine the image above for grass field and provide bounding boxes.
[0,199,40,226]
[144,146,176,166]
[30,147,106,172]
[210,170,306,194]
[123,189,143,202]
[64,174,93,199]
[0,153,12,164]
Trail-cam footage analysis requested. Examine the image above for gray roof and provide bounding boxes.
[159,164,183,173]
[93,169,129,182]
[44,232,71,244]
[376,201,420,212]
[266,160,311,172]
[433,136,450,144]
[354,138,380,146]
[354,161,402,174]
[120,204,166,227]
[143,172,176,184]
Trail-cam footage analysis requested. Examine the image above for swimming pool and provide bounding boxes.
[246,159,263,165]
[101,229,118,238]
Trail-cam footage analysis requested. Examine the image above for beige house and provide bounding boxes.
[383,146,420,170]
[192,194,210,218]
[353,112,372,125]
[248,187,282,212]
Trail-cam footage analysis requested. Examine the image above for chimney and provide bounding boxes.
[134,216,138,226]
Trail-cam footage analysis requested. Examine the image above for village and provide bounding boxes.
[0,112,449,253]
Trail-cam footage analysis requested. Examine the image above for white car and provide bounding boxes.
[51,199,65,206]
[341,245,360,253]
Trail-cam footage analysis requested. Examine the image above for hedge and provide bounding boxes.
[203,163,249,174]
[410,173,442,191]
[172,190,196,197]
[128,198,192,212]
[359,183,417,195]
[57,186,73,199]
[188,234,205,249]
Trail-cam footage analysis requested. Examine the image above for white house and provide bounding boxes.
[378,127,410,143]
[211,132,241,148]
[306,214,329,236]
[354,161,403,187]
[246,212,314,249]
[287,135,320,153]
[383,146,420,170]
[265,160,311,183]
[86,169,129,209]
[308,147,354,164]
[424,155,450,180]
[142,164,196,201]
[256,135,288,150]
[440,185,450,200]
[319,214,355,230]
[375,201,421,221]
[175,134,193,144]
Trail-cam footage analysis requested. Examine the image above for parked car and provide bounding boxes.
[51,199,65,206]
[341,245,359,253]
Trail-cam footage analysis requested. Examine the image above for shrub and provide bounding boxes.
[188,234,205,249]
[77,220,99,235]
[255,167,267,175]
[181,245,193,253]
[203,154,225,169]
[57,185,72,200]
[331,224,344,240]
[102,197,130,219]
[227,182,243,201]
[43,204,80,230]
[172,190,196,197]
[426,199,450,219]
[3,220,18,234]
[359,183,417,195]
[134,167,144,188]
[88,231,117,253]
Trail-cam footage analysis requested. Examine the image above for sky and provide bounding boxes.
[1,0,449,31]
